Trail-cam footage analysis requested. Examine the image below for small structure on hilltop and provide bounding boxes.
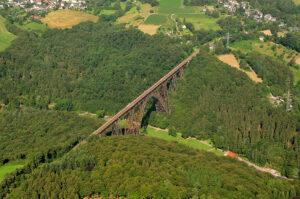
[225,151,238,158]
[259,36,264,41]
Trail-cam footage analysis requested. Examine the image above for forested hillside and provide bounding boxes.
[151,51,300,178]
[0,20,191,114]
[0,109,103,164]
[5,136,300,199]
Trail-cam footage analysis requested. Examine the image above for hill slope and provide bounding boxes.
[5,136,299,199]
[0,21,191,114]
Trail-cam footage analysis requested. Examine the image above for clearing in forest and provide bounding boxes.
[117,3,154,27]
[15,22,47,31]
[138,24,160,35]
[218,54,263,83]
[293,0,300,5]
[146,126,224,156]
[232,40,300,83]
[158,0,220,30]
[0,16,17,51]
[144,14,167,25]
[0,162,23,182]
[260,30,272,36]
[41,10,98,29]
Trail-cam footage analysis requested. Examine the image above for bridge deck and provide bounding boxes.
[91,50,199,136]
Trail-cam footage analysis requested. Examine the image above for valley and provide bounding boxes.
[0,0,300,198]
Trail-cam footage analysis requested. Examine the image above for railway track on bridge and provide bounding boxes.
[73,49,199,150]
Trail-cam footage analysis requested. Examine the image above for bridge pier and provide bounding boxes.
[112,119,122,136]
[153,83,169,114]
[125,100,148,135]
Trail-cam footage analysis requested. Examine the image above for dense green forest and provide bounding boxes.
[0,20,191,114]
[4,136,300,199]
[148,51,299,179]
[0,109,103,164]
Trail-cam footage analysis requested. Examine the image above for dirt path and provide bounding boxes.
[148,125,168,131]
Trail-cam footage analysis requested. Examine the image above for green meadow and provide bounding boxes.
[144,14,167,25]
[177,13,220,30]
[157,0,220,30]
[158,0,198,14]
[0,16,17,51]
[22,22,46,31]
[146,126,224,156]
[0,162,23,182]
[101,10,117,15]
[293,0,300,5]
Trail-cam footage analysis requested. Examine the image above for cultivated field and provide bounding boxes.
[138,24,160,35]
[232,40,300,83]
[146,126,224,156]
[117,3,154,27]
[0,16,17,51]
[41,10,98,29]
[218,54,263,83]
[144,14,167,25]
[260,29,272,36]
[0,162,23,182]
[157,0,220,30]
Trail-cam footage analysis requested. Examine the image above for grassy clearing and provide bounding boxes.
[0,162,23,182]
[41,10,98,29]
[138,24,160,35]
[157,0,220,31]
[117,3,154,27]
[293,0,300,5]
[101,10,117,15]
[158,0,199,14]
[144,14,167,25]
[0,16,16,51]
[20,22,46,31]
[146,127,223,156]
[232,40,300,83]
[177,13,220,30]
[260,30,272,36]
[218,54,262,83]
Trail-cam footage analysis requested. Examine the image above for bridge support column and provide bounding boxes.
[125,100,147,135]
[169,74,178,92]
[112,119,122,136]
[178,67,184,78]
[154,83,169,114]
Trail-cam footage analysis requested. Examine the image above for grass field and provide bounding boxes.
[144,14,167,25]
[158,0,199,14]
[218,54,262,83]
[117,3,154,27]
[41,10,98,29]
[177,13,220,30]
[146,127,224,156]
[138,24,160,35]
[293,0,300,5]
[101,10,117,15]
[157,0,220,31]
[0,162,23,182]
[16,22,47,31]
[232,40,300,83]
[0,16,17,51]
